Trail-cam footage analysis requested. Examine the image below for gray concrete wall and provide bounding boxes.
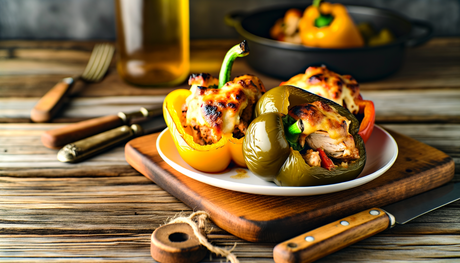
[0,0,459,40]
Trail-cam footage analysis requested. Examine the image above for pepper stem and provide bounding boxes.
[313,0,334,28]
[285,120,304,144]
[218,40,250,89]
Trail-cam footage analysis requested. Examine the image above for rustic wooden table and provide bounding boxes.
[1,38,459,262]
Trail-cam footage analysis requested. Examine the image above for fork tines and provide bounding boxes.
[81,43,115,82]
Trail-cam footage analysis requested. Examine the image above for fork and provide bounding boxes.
[30,43,115,123]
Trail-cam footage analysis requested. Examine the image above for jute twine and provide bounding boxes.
[167,211,239,263]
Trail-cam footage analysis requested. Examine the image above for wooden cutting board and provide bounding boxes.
[125,128,454,243]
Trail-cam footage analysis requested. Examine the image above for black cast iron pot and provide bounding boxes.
[226,5,433,82]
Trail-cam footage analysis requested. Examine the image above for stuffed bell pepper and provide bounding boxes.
[270,8,303,44]
[243,85,366,186]
[270,0,364,48]
[163,41,266,173]
[298,0,364,48]
[281,65,375,143]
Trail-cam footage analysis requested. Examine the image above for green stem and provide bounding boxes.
[218,40,250,89]
[312,0,322,9]
[313,0,334,28]
[285,120,303,144]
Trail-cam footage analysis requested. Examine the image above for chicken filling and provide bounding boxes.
[288,101,360,169]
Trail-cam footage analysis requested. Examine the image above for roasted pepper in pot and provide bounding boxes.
[163,41,265,173]
[358,22,395,46]
[281,66,375,143]
[270,8,303,44]
[243,85,366,186]
[298,0,364,48]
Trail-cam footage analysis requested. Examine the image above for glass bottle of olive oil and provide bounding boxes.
[115,0,189,86]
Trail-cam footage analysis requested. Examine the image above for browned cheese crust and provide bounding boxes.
[183,73,265,145]
[284,66,361,114]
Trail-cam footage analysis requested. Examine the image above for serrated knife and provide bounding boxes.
[273,182,460,263]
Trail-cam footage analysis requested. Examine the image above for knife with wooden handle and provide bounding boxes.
[273,182,460,263]
[57,115,166,163]
[42,107,162,149]
[30,77,75,123]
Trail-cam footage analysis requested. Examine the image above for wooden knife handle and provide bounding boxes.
[41,114,124,149]
[30,77,75,123]
[57,124,144,163]
[273,208,392,263]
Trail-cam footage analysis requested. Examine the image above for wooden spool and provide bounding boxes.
[151,223,208,263]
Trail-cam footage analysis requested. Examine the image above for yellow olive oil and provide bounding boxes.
[115,0,189,86]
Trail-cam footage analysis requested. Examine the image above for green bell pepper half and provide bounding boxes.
[243,85,366,186]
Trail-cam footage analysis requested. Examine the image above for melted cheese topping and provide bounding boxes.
[283,66,360,114]
[186,84,247,135]
[185,74,265,140]
[289,101,350,139]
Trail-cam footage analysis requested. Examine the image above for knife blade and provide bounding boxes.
[273,182,460,263]
[42,107,162,149]
[57,114,166,163]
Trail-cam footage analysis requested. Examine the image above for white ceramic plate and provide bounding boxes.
[156,126,398,196]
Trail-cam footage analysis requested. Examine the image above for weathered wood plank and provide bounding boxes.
[0,60,87,76]
[382,124,460,177]
[0,234,275,262]
[2,123,460,181]
[360,38,460,90]
[2,89,460,123]
[1,38,459,124]
[0,176,459,261]
[317,235,460,262]
[364,90,460,123]
[0,49,9,58]
[13,49,93,62]
[2,234,458,262]
[0,38,459,97]
[0,40,103,50]
[0,186,458,262]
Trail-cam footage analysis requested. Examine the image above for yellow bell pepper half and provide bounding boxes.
[163,89,246,173]
[299,2,364,49]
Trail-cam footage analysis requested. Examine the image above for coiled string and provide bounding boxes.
[167,211,239,263]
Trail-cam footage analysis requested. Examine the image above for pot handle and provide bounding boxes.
[406,19,434,48]
[224,10,247,28]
